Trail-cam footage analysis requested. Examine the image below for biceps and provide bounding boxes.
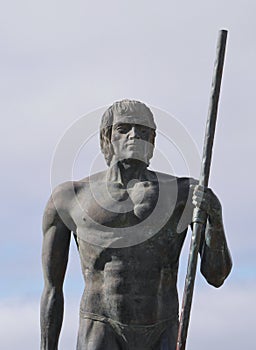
[42,221,71,288]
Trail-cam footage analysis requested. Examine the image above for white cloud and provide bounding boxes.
[0,299,40,349]
[0,298,79,350]
[186,283,255,349]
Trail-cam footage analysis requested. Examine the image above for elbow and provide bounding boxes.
[201,261,232,288]
[42,283,64,300]
[200,247,233,288]
[205,275,225,288]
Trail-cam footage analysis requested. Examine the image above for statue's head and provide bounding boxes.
[100,99,156,166]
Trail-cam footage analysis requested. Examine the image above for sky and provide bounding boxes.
[1,0,255,348]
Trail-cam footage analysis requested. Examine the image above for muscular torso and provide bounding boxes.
[63,170,193,325]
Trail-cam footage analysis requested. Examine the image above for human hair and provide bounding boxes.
[100,99,156,166]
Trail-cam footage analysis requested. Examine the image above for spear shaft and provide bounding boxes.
[176,29,228,350]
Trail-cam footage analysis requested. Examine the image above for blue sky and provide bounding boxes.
[1,0,255,348]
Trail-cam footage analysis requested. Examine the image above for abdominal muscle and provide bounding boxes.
[78,241,179,325]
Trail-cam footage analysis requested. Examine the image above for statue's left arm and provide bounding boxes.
[192,185,232,287]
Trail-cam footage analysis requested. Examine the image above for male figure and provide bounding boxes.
[40,100,232,350]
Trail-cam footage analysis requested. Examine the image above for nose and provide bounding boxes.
[128,126,140,139]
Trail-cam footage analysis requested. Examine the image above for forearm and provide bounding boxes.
[191,185,232,286]
[40,286,64,350]
[200,217,232,287]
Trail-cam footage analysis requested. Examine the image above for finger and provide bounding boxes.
[194,184,206,192]
[192,197,209,210]
[192,191,204,200]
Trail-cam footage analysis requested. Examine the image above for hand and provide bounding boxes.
[191,185,222,225]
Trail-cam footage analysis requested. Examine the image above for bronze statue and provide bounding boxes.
[40,99,232,350]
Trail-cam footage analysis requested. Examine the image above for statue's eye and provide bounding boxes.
[115,124,130,133]
[137,126,149,135]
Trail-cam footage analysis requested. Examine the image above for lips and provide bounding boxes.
[126,142,139,146]
[126,144,141,150]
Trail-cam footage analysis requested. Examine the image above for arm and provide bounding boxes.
[192,185,232,287]
[40,196,71,350]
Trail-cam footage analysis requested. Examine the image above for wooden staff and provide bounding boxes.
[176,29,228,350]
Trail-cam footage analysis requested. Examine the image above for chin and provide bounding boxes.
[126,157,148,164]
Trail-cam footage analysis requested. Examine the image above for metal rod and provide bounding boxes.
[176,29,228,350]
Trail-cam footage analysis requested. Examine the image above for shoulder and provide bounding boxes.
[42,181,79,232]
[43,171,108,227]
[150,170,177,183]
[175,177,198,202]
[149,171,199,204]
[79,170,107,184]
[149,170,198,187]
[50,181,78,208]
[176,176,198,189]
[48,170,107,208]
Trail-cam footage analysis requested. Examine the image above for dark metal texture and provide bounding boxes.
[176,29,228,350]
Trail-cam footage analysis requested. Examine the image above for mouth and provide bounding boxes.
[126,144,142,151]
[126,142,140,146]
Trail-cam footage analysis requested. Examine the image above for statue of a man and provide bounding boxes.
[40,100,232,350]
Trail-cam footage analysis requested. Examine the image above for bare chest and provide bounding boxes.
[78,181,160,227]
[71,179,189,248]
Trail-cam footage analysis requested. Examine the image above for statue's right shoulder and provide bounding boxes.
[78,170,108,184]
[48,170,108,208]
[43,181,78,232]
[51,181,78,206]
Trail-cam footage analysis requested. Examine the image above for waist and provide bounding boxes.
[80,290,179,325]
[79,310,178,327]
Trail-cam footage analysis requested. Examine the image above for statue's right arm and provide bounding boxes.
[40,194,71,350]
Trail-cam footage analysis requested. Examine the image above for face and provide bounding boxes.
[110,113,154,164]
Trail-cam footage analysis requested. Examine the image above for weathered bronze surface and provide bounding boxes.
[40,99,232,350]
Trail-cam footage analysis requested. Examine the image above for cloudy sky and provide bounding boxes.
[1,0,255,349]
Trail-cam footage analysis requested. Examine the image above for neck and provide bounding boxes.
[107,159,148,186]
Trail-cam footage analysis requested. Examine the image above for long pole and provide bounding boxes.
[176,29,228,350]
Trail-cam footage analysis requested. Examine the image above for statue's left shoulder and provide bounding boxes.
[151,171,197,188]
[149,170,177,183]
